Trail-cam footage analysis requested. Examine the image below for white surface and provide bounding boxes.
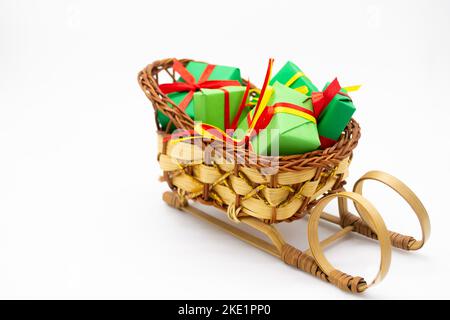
[0,0,449,299]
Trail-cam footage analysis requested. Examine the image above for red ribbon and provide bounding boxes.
[311,78,351,118]
[218,88,230,131]
[230,82,251,131]
[241,58,273,137]
[250,58,274,128]
[319,136,337,149]
[159,59,241,110]
[311,78,353,148]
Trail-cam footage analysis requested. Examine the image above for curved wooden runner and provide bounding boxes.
[162,170,430,293]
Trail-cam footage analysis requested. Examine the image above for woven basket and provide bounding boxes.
[138,58,430,293]
[138,58,361,224]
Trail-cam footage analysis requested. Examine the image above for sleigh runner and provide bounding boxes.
[138,58,431,293]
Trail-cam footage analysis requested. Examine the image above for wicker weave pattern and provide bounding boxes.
[158,134,351,223]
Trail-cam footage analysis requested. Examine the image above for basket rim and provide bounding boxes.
[138,58,361,172]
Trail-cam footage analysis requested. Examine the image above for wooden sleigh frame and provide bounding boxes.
[162,171,430,293]
[138,58,431,293]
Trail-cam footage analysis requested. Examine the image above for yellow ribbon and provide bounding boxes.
[194,123,243,144]
[168,135,203,145]
[294,85,309,94]
[342,85,362,92]
[249,71,310,105]
[249,88,261,96]
[285,71,305,87]
[271,106,317,124]
[285,71,310,94]
[249,86,274,130]
[248,88,261,106]
[287,71,362,94]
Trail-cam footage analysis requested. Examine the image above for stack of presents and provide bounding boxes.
[158,59,357,156]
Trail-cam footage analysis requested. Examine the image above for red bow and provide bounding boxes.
[311,78,352,148]
[159,59,241,110]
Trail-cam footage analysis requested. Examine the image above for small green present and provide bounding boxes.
[193,86,249,132]
[315,81,356,146]
[249,82,321,156]
[269,61,318,96]
[158,60,242,131]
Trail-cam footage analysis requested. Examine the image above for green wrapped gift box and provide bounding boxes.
[158,91,191,130]
[158,61,242,130]
[270,61,318,96]
[247,82,321,156]
[233,105,253,140]
[318,83,356,142]
[193,86,249,132]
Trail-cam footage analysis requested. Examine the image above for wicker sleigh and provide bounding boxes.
[138,58,431,293]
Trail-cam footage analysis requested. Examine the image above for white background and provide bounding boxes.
[1,0,449,299]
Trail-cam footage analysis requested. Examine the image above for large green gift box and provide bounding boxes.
[193,86,249,132]
[318,83,356,142]
[247,82,321,156]
[269,61,318,96]
[158,61,242,130]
